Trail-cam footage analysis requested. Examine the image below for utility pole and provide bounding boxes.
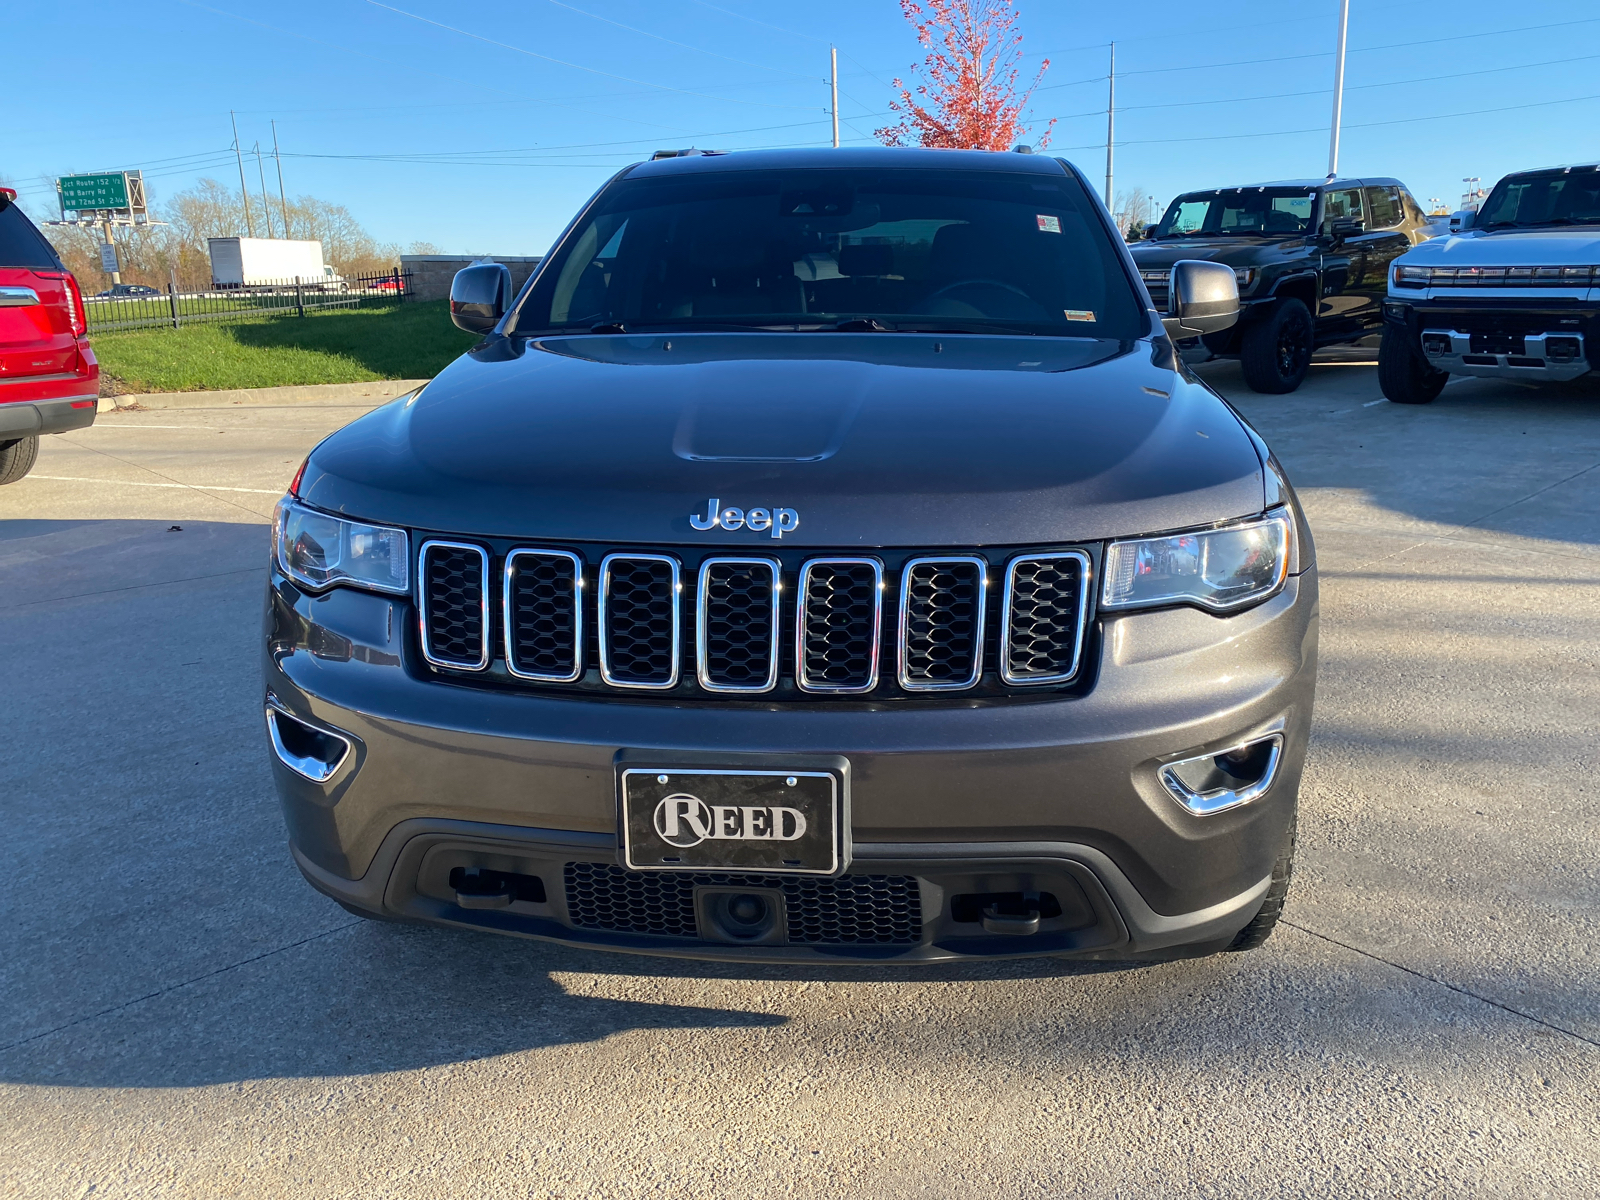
[231,111,256,237]
[1105,42,1116,212]
[1326,0,1350,180]
[830,46,840,148]
[101,216,121,286]
[272,120,290,237]
[253,142,274,238]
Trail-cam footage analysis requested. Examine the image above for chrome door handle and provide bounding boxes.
[0,286,40,307]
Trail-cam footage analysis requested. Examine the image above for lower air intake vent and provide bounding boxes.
[697,558,780,692]
[564,862,923,945]
[505,549,583,682]
[797,558,882,693]
[898,556,987,691]
[599,553,680,689]
[419,540,489,669]
[1002,552,1090,685]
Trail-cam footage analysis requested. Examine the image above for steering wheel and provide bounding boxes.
[922,278,1035,305]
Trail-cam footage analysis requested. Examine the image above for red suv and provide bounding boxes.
[0,187,98,484]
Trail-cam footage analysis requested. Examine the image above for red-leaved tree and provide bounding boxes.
[875,0,1054,151]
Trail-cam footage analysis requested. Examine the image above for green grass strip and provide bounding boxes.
[93,301,480,393]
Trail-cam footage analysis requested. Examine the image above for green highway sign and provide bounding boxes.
[59,172,130,211]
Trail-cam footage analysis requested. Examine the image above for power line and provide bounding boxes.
[365,1,823,111]
[538,0,814,78]
[1054,89,1600,151]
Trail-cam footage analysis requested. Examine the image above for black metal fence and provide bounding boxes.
[84,268,413,334]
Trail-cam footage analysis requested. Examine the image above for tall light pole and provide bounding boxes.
[1105,42,1116,210]
[1326,0,1350,180]
[830,46,840,148]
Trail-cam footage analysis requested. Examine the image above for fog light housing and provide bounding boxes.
[1421,334,1450,357]
[1159,733,1284,816]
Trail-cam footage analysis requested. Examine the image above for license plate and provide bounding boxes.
[619,768,844,875]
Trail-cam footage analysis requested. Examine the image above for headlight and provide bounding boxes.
[1394,264,1431,287]
[1233,267,1257,290]
[1103,512,1291,613]
[274,497,410,594]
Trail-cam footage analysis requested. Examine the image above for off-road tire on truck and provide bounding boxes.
[0,436,39,485]
[1227,815,1296,951]
[1240,298,1315,394]
[1378,323,1449,404]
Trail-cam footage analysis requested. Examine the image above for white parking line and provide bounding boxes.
[24,475,282,495]
[1363,398,1390,407]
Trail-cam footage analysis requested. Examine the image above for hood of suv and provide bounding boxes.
[1129,236,1311,271]
[298,333,1266,547]
[1400,226,1600,267]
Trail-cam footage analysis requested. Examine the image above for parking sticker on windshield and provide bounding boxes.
[1064,309,1096,322]
[1036,214,1062,233]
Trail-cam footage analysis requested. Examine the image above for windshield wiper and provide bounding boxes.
[830,317,896,331]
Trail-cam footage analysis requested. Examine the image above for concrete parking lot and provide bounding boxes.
[2,352,1597,1198]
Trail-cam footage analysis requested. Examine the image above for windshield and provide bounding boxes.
[1477,167,1600,228]
[1154,187,1316,238]
[512,167,1144,339]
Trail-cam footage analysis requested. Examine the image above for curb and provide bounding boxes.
[98,379,429,412]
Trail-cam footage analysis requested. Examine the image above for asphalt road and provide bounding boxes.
[2,355,1597,1198]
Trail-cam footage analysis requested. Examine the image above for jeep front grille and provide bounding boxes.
[697,557,781,692]
[897,556,987,691]
[598,553,680,689]
[419,540,490,670]
[564,861,923,944]
[415,543,1094,700]
[504,549,583,682]
[796,558,882,693]
[1002,552,1092,684]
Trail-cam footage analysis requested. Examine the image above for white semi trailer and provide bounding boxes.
[207,238,345,289]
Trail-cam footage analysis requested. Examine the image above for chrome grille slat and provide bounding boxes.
[1001,551,1091,685]
[796,557,883,694]
[598,553,681,689]
[418,539,491,671]
[897,556,987,692]
[503,548,584,683]
[696,557,781,693]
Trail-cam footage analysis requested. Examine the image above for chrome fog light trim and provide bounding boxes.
[265,695,354,784]
[1159,733,1284,816]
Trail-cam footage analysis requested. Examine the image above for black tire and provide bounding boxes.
[0,436,39,486]
[1240,299,1315,394]
[1227,815,1296,952]
[1378,323,1448,404]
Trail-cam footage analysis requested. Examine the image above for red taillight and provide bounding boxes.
[288,457,308,496]
[63,273,87,337]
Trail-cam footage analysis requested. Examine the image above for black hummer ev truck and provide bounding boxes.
[1130,177,1435,393]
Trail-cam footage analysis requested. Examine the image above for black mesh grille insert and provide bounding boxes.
[422,543,487,667]
[1004,554,1087,683]
[564,862,923,945]
[601,555,678,686]
[699,559,779,690]
[798,560,881,691]
[506,550,582,681]
[900,558,984,689]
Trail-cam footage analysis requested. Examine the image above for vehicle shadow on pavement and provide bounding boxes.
[1200,362,1600,548]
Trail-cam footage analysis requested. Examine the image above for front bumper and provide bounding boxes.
[1384,298,1597,380]
[264,565,1318,963]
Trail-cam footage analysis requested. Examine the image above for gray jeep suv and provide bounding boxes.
[264,148,1318,964]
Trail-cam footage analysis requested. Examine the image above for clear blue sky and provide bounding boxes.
[6,0,1597,252]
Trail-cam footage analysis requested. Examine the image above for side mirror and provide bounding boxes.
[1451,209,1474,232]
[1323,216,1365,243]
[450,262,513,334]
[1160,260,1239,340]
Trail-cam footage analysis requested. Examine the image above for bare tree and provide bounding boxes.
[1112,187,1159,237]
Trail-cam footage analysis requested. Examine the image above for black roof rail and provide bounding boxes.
[649,148,726,160]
